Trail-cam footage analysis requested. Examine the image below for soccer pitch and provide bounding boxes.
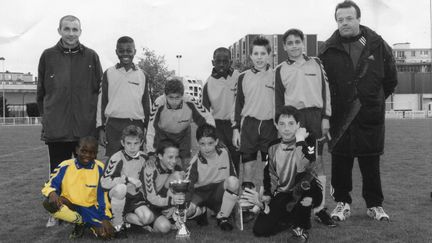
[0,119,431,243]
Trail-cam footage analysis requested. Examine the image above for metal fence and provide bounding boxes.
[0,117,41,126]
[385,110,432,119]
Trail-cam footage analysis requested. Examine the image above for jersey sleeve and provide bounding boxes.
[274,65,286,120]
[263,145,278,197]
[202,82,211,111]
[146,96,164,154]
[233,73,245,129]
[313,57,331,118]
[96,71,109,128]
[143,161,172,207]
[100,154,125,190]
[142,72,151,129]
[41,163,69,197]
[186,96,215,127]
[185,155,199,185]
[96,164,112,220]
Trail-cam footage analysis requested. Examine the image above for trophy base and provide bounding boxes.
[175,233,190,240]
[175,223,190,240]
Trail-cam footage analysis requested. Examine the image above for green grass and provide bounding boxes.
[0,119,431,242]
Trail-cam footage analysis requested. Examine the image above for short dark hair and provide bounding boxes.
[335,0,361,20]
[213,47,231,59]
[282,28,304,43]
[251,36,271,54]
[196,123,217,141]
[58,15,81,29]
[164,78,184,95]
[156,139,179,156]
[117,36,135,45]
[78,136,98,151]
[121,125,144,141]
[275,106,300,123]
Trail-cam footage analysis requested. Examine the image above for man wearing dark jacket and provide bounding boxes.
[37,15,103,227]
[319,1,397,222]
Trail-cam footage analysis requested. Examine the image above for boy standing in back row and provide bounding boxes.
[233,36,277,212]
[275,28,335,227]
[97,36,151,157]
[202,47,241,173]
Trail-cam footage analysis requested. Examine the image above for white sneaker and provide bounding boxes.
[331,202,351,221]
[367,206,389,221]
[46,215,58,227]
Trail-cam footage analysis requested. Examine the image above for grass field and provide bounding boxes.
[0,119,431,243]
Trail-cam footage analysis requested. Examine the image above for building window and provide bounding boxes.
[411,51,415,57]
[396,51,405,58]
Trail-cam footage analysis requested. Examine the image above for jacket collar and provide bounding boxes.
[155,157,172,174]
[251,64,270,74]
[321,25,382,54]
[286,54,310,65]
[75,159,95,170]
[56,39,84,54]
[197,144,224,164]
[116,63,137,71]
[211,67,234,79]
[166,97,183,110]
[121,150,142,161]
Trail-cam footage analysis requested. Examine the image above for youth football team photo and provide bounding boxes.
[1,0,432,242]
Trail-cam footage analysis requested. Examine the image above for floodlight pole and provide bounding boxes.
[0,57,5,123]
[176,55,182,76]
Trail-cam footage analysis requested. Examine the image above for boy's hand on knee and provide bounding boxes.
[300,197,312,206]
[128,177,142,188]
[48,192,63,209]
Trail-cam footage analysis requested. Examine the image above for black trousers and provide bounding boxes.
[331,154,384,208]
[253,192,312,237]
[47,142,78,173]
[215,119,241,173]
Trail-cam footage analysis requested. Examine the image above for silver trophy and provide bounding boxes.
[169,179,190,240]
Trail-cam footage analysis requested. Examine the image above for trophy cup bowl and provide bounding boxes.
[169,179,191,240]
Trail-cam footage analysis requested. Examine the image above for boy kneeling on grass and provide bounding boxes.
[142,139,186,234]
[185,124,239,231]
[242,106,322,242]
[42,137,114,240]
[100,125,150,238]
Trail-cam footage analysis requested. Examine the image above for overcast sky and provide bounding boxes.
[0,0,430,80]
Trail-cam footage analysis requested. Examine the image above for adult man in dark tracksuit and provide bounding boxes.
[319,0,397,222]
[37,15,103,227]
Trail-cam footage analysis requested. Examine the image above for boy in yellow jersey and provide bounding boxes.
[42,137,114,239]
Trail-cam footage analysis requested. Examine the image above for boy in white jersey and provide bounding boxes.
[202,47,241,173]
[100,125,149,238]
[275,28,335,227]
[233,36,277,219]
[97,36,150,157]
[185,124,239,231]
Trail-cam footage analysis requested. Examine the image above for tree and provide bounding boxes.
[232,59,252,73]
[0,96,10,118]
[138,47,175,102]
